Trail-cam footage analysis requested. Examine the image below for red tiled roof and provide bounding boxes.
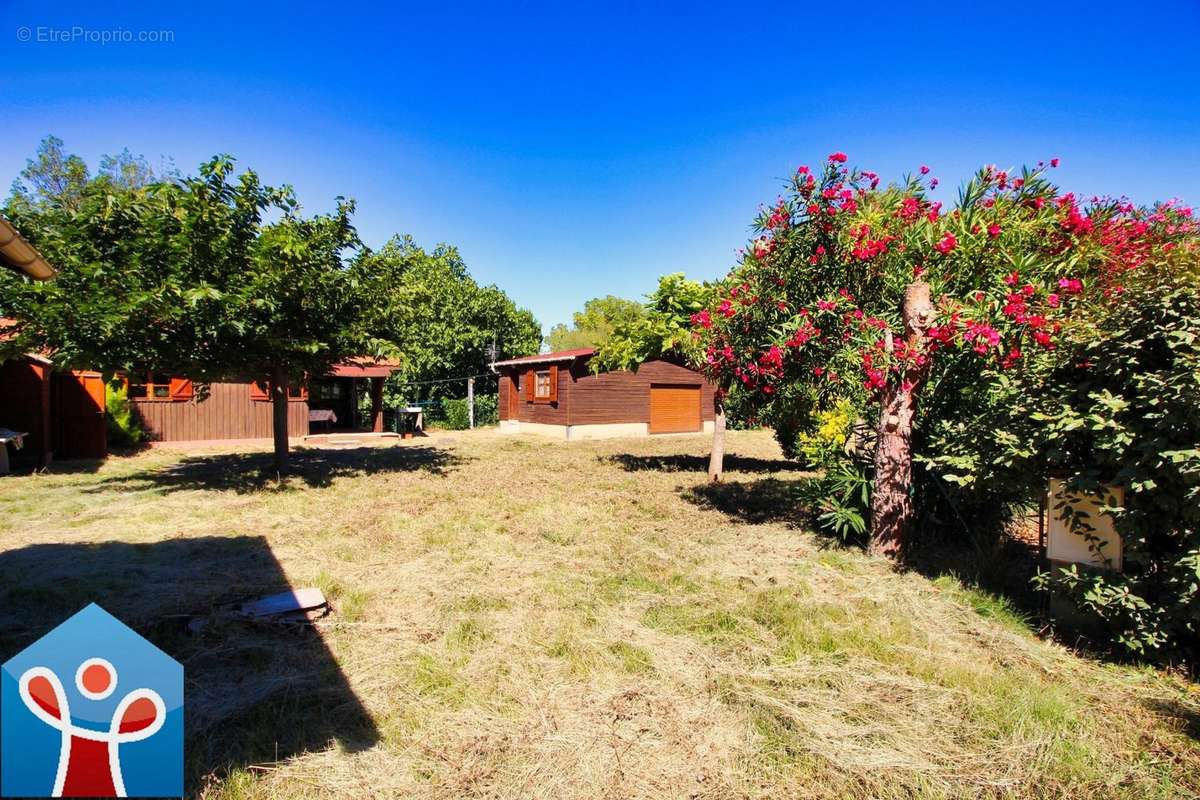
[492,348,595,368]
[0,317,52,364]
[330,357,402,378]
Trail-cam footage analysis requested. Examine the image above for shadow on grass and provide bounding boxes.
[682,477,818,528]
[1143,698,1200,742]
[0,535,379,792]
[84,444,463,494]
[5,455,108,476]
[603,452,807,475]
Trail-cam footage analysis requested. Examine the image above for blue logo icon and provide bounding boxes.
[2,603,183,797]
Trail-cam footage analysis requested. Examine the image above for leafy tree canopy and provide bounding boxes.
[547,294,646,351]
[8,135,92,214]
[592,273,714,371]
[352,235,541,401]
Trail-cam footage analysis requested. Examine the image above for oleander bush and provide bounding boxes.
[692,150,1200,657]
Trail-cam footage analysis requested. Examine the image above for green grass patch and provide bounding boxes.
[933,575,1029,633]
[607,641,655,675]
[313,570,372,623]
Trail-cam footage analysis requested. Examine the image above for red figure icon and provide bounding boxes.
[17,658,166,798]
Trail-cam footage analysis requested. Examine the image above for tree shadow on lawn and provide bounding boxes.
[603,452,809,476]
[5,455,107,476]
[84,444,464,494]
[1143,698,1200,743]
[0,535,380,793]
[682,477,820,529]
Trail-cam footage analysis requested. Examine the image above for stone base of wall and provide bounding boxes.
[567,422,649,440]
[497,421,658,440]
[499,421,714,440]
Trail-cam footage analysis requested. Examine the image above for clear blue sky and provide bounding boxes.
[2,1,1197,337]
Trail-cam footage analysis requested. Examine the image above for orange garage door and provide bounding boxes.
[649,384,701,434]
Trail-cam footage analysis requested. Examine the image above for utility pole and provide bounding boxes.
[467,377,475,430]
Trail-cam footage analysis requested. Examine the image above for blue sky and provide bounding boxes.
[2,1,1198,337]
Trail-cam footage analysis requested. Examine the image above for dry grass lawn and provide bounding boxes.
[1,429,1198,799]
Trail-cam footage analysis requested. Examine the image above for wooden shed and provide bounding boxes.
[124,360,401,443]
[493,348,715,440]
[1,221,107,466]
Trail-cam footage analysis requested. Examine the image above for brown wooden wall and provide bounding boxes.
[54,371,106,459]
[0,356,51,464]
[499,374,516,420]
[499,357,714,427]
[131,381,309,441]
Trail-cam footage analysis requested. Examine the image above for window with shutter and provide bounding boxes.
[168,377,194,401]
[127,373,194,401]
[525,365,560,403]
[534,370,551,399]
[250,379,309,401]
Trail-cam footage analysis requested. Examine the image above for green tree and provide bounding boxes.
[547,295,646,351]
[97,148,160,190]
[3,151,392,474]
[354,235,541,404]
[9,135,91,213]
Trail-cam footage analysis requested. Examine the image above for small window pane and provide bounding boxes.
[152,384,171,398]
[127,383,148,398]
[535,371,551,398]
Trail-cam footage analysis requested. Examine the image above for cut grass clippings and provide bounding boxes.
[0,430,1197,799]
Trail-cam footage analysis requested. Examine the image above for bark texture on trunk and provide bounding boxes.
[708,392,726,482]
[270,364,290,476]
[869,282,934,558]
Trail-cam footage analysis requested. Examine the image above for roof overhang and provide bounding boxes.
[0,217,56,281]
[492,349,595,368]
[0,317,52,365]
[330,360,401,378]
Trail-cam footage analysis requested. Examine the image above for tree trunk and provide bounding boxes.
[708,391,726,482]
[869,282,934,558]
[270,364,290,476]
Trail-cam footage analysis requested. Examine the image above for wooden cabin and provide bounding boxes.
[1,220,108,467]
[0,346,107,466]
[493,348,715,440]
[125,361,401,443]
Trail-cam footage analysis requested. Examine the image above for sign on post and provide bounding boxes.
[1046,478,1124,571]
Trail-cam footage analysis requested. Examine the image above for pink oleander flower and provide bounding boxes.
[828,152,848,163]
[935,231,957,254]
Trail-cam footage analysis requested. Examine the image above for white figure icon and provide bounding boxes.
[18,658,166,798]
